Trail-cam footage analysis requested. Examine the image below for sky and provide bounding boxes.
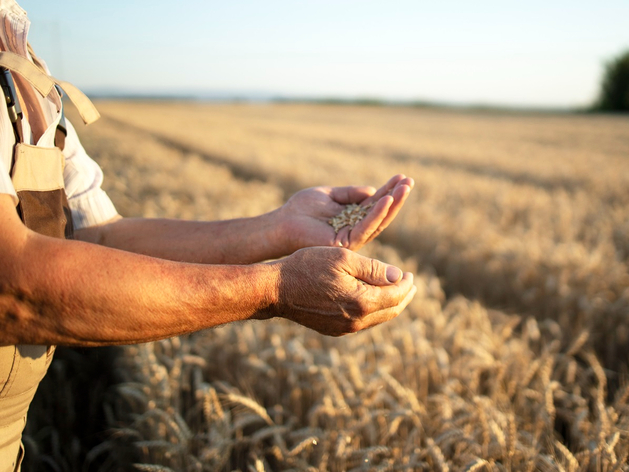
[19,0,629,108]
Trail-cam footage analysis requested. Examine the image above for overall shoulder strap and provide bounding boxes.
[0,51,100,125]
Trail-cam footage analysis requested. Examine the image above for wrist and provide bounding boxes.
[259,205,296,259]
[247,260,281,320]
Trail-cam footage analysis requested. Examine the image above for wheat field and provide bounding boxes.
[23,102,629,471]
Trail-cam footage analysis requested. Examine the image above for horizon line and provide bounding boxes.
[83,89,591,114]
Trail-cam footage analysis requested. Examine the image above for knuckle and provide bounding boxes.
[331,247,351,265]
[369,258,382,281]
[338,246,351,259]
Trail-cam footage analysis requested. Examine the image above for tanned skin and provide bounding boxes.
[0,174,416,346]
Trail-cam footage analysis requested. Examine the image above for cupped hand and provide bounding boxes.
[278,174,414,253]
[267,246,416,336]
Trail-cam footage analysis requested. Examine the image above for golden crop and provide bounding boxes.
[25,102,629,471]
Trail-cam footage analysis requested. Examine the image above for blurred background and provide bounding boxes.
[22,0,629,110]
[15,1,629,471]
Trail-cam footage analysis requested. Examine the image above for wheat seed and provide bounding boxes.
[328,203,374,233]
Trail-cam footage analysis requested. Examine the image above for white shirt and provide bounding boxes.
[0,0,118,229]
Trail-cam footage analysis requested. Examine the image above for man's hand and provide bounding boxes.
[277,174,414,253]
[76,174,413,265]
[265,247,416,336]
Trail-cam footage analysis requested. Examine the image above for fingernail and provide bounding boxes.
[386,266,402,283]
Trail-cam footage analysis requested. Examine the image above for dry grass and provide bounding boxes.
[24,102,629,471]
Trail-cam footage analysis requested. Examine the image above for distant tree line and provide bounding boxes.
[594,49,629,112]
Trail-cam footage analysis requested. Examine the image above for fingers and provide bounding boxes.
[363,179,413,245]
[334,225,351,247]
[329,174,413,208]
[351,176,414,248]
[344,250,403,286]
[360,271,414,312]
[330,185,376,204]
[275,247,416,337]
[343,194,393,248]
[356,283,417,331]
[361,174,408,206]
[338,272,416,335]
[328,174,412,206]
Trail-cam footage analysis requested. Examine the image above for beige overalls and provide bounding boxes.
[0,51,99,472]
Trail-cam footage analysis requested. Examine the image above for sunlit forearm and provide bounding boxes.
[74,209,290,264]
[0,198,279,346]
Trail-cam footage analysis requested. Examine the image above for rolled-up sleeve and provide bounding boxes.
[62,119,118,229]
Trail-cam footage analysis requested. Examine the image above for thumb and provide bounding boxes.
[351,255,403,286]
